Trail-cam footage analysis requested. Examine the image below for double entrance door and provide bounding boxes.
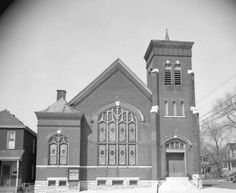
[166,153,185,177]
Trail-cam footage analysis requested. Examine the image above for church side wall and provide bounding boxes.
[36,121,80,177]
[35,117,81,193]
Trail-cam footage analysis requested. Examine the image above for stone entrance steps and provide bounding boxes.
[159,177,199,192]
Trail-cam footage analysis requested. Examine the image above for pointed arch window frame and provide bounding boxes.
[96,102,142,167]
[48,134,69,166]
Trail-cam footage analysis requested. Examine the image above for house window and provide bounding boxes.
[173,101,177,116]
[174,64,181,86]
[49,134,68,165]
[7,131,16,149]
[232,150,236,158]
[98,107,137,166]
[223,162,228,168]
[232,161,236,168]
[181,101,185,116]
[165,101,169,116]
[165,64,172,85]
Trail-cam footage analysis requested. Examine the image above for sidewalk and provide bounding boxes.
[82,186,236,193]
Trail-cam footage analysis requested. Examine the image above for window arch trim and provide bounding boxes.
[161,134,192,147]
[94,101,144,122]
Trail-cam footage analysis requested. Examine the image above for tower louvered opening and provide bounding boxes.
[174,64,181,86]
[165,64,172,85]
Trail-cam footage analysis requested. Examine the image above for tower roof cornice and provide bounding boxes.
[144,40,194,62]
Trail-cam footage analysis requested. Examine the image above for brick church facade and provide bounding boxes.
[35,36,200,192]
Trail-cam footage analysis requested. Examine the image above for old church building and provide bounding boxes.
[35,35,200,192]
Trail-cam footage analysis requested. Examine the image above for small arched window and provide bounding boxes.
[165,64,172,85]
[49,134,68,165]
[174,64,181,86]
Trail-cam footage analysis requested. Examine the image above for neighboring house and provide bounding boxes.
[222,143,236,175]
[35,34,201,192]
[0,109,37,193]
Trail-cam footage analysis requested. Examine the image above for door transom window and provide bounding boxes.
[165,139,185,149]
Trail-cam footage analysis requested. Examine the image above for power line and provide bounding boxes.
[200,103,235,124]
[197,74,236,104]
[199,94,236,119]
[200,95,236,126]
[200,104,236,128]
[201,107,229,126]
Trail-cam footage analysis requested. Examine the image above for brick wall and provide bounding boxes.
[72,70,153,180]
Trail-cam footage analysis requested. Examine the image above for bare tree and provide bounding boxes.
[200,120,229,178]
[200,89,236,178]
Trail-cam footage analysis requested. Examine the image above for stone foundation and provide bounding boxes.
[35,179,159,192]
[34,180,80,193]
[80,179,159,191]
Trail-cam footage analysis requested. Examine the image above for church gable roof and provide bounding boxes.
[69,58,152,106]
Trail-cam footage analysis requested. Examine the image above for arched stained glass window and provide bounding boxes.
[98,107,137,166]
[49,134,68,165]
[49,144,57,165]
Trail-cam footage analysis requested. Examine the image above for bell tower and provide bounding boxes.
[144,32,200,178]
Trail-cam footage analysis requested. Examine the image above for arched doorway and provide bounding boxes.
[165,139,186,177]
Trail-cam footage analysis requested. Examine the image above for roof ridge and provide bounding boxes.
[69,59,152,106]
[0,109,25,127]
[117,59,151,94]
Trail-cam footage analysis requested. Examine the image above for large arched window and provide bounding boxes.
[49,134,68,165]
[98,107,137,166]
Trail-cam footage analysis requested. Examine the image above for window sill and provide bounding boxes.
[164,115,186,118]
[97,165,152,168]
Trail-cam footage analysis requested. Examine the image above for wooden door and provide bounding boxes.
[166,153,185,177]
[1,165,10,186]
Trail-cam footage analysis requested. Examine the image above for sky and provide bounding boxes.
[0,0,236,132]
